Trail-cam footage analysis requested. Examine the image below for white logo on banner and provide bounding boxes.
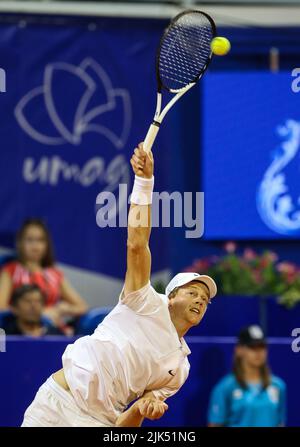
[257,119,300,235]
[14,58,132,191]
[15,58,131,148]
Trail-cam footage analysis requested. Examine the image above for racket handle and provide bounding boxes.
[143,122,160,153]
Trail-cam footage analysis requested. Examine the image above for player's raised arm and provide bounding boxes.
[124,143,154,296]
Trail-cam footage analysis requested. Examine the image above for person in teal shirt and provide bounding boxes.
[208,325,287,427]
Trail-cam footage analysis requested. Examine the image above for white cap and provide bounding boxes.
[165,272,217,299]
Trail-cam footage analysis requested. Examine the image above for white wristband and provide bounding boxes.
[130,175,154,205]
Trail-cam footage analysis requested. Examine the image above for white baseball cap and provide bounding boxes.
[165,272,217,299]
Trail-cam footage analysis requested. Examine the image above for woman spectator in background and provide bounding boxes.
[0,218,88,329]
[208,325,286,427]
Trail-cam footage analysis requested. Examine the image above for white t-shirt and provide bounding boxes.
[62,282,191,426]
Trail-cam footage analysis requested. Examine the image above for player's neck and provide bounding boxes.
[170,314,190,339]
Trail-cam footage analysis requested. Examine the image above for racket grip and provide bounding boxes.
[143,122,160,153]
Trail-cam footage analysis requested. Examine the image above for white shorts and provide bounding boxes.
[21,376,109,427]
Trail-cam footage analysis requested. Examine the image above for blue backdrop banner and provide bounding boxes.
[1,337,298,427]
[202,72,300,239]
[0,16,169,278]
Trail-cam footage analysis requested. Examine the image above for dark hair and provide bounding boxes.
[233,348,271,390]
[16,218,55,267]
[11,284,46,307]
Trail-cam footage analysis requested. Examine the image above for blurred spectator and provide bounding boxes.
[0,218,88,327]
[2,285,63,336]
[208,325,286,427]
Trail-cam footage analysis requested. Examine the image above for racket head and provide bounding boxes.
[156,10,217,93]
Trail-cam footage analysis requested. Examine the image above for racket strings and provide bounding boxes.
[162,24,211,81]
[167,21,211,59]
[158,72,189,88]
[169,15,212,58]
[159,12,214,91]
[160,47,206,75]
[160,43,207,89]
[159,54,203,84]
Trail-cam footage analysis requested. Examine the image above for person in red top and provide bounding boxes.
[0,218,88,328]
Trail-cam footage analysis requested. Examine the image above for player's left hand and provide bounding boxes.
[136,397,168,420]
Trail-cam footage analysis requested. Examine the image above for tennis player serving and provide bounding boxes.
[22,143,217,427]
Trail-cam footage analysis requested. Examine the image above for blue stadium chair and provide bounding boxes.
[0,310,11,328]
[75,307,113,335]
[0,310,53,330]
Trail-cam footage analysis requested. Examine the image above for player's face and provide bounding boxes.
[20,225,48,264]
[169,281,210,326]
[13,291,44,324]
[241,345,268,369]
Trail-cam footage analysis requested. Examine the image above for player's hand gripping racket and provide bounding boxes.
[143,10,216,152]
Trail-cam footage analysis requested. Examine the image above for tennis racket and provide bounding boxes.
[143,9,216,153]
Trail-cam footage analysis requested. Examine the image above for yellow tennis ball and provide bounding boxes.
[211,37,231,56]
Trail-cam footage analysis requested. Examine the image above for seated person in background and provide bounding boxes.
[2,284,63,336]
[207,325,287,427]
[0,218,88,328]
